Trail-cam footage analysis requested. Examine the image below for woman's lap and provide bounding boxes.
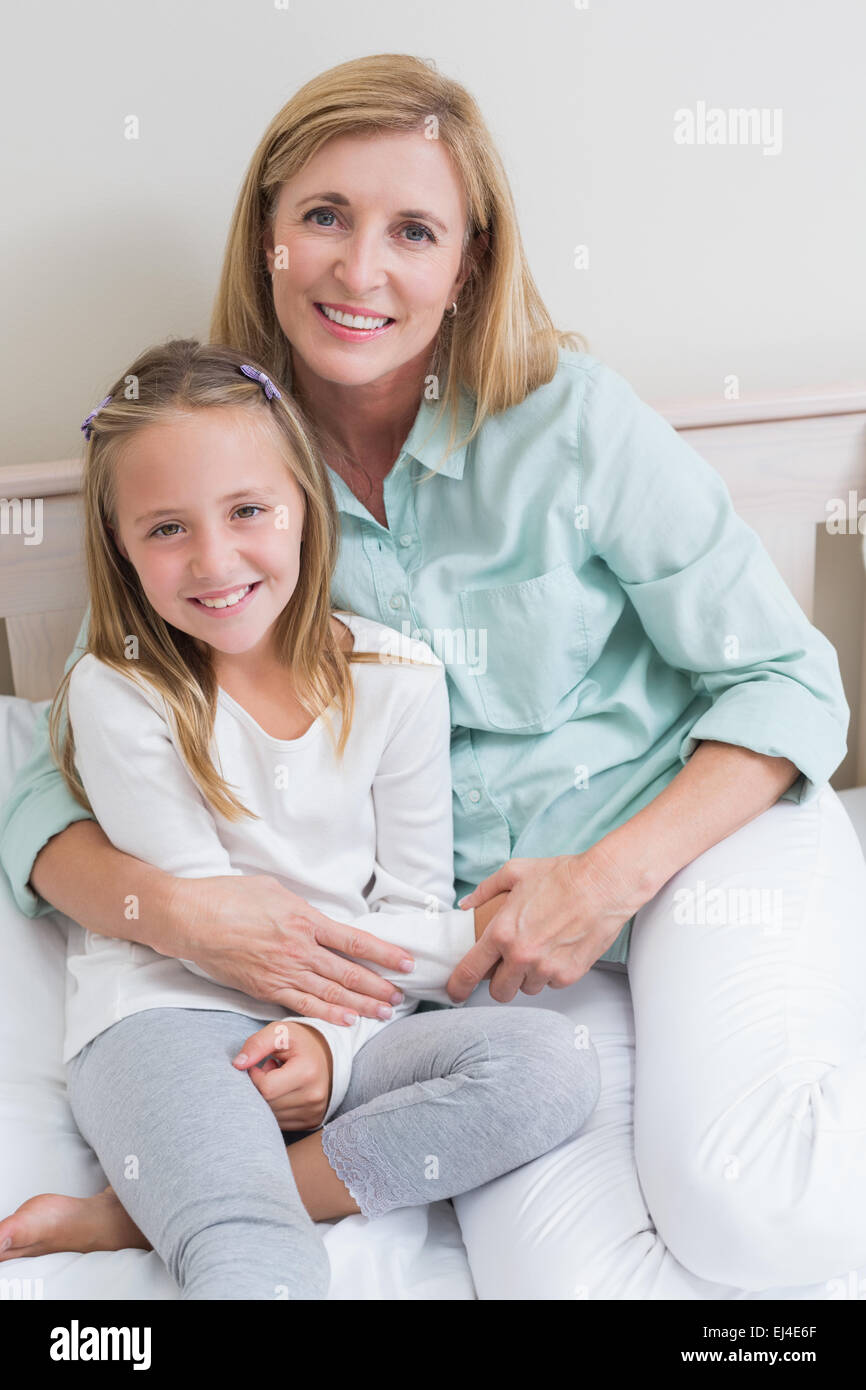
[453,783,866,1299]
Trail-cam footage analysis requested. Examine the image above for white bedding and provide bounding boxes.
[3,693,865,1300]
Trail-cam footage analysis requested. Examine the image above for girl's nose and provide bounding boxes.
[189,534,237,582]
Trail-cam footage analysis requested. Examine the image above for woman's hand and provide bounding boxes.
[166,874,415,1026]
[232,1020,333,1131]
[447,841,657,1003]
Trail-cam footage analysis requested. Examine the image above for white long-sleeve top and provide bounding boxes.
[62,611,477,1121]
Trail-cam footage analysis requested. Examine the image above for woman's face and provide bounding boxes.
[263,131,471,388]
[108,407,306,665]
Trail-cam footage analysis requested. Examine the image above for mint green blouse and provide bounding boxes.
[0,350,849,966]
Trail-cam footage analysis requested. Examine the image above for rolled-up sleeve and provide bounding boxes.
[579,362,849,804]
[0,607,97,917]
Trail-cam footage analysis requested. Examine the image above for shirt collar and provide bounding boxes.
[398,383,475,481]
[280,356,475,516]
[326,389,475,522]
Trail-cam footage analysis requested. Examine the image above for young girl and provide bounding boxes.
[0,338,600,1300]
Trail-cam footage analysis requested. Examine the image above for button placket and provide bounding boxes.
[362,527,406,626]
[381,459,417,625]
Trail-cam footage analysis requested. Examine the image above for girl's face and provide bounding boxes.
[108,407,306,667]
[262,130,471,388]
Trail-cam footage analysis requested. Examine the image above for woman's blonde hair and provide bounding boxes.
[49,337,424,824]
[210,52,587,478]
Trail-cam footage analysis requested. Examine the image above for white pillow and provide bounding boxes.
[0,695,114,1215]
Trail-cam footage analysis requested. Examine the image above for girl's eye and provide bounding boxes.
[149,505,265,539]
[303,207,435,243]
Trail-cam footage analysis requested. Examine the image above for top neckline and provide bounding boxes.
[215,611,359,748]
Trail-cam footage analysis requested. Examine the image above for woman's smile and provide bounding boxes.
[313,300,396,341]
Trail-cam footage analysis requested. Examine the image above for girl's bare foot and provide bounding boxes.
[0,1186,151,1260]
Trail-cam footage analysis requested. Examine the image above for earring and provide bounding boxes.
[447,301,458,317]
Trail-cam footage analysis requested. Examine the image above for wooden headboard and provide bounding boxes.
[2,386,866,782]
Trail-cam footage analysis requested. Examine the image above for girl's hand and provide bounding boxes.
[167,874,415,1026]
[232,1020,334,1131]
[448,842,656,1003]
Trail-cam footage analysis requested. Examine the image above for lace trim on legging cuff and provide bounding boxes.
[320,1112,406,1221]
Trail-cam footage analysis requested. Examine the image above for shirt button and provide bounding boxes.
[468,789,481,804]
[389,594,405,610]
[399,533,413,548]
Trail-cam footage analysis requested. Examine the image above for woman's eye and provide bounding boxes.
[151,522,181,539]
[306,208,338,228]
[233,505,264,519]
[402,223,435,243]
[303,208,435,243]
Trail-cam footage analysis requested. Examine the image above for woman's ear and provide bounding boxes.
[453,228,489,300]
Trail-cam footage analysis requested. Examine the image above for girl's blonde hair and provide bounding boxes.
[49,337,422,824]
[210,51,587,478]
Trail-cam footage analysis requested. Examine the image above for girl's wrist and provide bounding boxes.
[473,893,508,938]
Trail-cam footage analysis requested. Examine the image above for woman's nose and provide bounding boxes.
[333,226,387,295]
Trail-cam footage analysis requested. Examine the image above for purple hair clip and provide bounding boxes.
[81,394,112,442]
[239,364,282,400]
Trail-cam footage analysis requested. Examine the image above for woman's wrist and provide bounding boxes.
[154,872,196,957]
[580,831,663,920]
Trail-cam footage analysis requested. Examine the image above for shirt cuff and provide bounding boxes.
[285,1018,356,1123]
[361,905,478,1004]
[679,681,845,807]
[0,787,95,919]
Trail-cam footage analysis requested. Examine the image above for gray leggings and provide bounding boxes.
[66,1003,600,1300]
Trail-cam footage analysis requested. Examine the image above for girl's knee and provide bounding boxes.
[172,1209,331,1300]
[483,1006,602,1139]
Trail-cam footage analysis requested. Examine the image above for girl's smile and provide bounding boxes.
[187,580,264,615]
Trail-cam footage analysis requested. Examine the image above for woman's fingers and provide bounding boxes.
[313,917,415,976]
[265,966,404,1024]
[446,935,504,1003]
[458,863,514,909]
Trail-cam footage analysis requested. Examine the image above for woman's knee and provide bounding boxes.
[638,1130,863,1292]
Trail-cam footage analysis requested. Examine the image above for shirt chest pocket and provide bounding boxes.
[458,561,589,730]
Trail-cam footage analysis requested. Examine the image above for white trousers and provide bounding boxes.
[453,783,866,1299]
